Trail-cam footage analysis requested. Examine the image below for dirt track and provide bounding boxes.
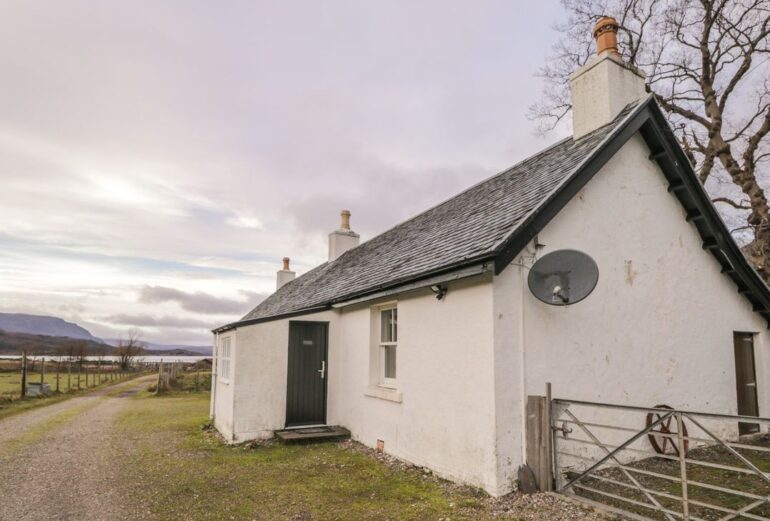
[0,376,155,521]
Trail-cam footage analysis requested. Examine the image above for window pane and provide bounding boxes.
[381,309,393,343]
[384,345,396,379]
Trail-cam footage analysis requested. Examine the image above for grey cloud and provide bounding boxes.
[0,1,566,345]
[138,285,251,315]
[103,313,214,329]
[239,290,270,306]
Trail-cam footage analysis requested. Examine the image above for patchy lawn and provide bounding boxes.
[117,392,495,520]
[116,386,608,521]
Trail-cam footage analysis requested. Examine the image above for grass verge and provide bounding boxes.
[0,373,147,422]
[116,389,517,521]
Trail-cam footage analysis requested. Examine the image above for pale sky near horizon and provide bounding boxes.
[0,1,572,345]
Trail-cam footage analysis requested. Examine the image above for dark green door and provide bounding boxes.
[286,321,328,427]
[734,332,760,435]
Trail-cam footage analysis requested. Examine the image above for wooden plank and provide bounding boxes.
[526,395,550,491]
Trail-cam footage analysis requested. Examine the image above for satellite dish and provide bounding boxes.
[528,250,599,306]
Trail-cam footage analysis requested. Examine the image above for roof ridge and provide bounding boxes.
[490,96,652,253]
[326,135,574,265]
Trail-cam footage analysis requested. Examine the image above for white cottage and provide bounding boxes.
[210,18,770,496]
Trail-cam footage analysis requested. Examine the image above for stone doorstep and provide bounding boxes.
[275,426,351,444]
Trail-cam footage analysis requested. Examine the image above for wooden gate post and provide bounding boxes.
[526,393,554,492]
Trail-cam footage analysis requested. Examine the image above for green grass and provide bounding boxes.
[0,371,143,421]
[0,368,116,398]
[117,390,513,521]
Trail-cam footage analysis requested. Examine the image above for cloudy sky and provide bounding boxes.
[0,1,572,345]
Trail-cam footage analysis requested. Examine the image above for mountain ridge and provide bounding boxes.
[0,313,211,356]
[0,312,101,342]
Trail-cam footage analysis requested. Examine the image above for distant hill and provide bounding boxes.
[0,330,109,355]
[0,330,208,357]
[0,313,101,342]
[104,339,212,356]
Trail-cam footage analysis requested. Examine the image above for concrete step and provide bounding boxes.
[275,425,350,444]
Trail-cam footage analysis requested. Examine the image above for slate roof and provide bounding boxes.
[216,96,770,332]
[220,102,640,330]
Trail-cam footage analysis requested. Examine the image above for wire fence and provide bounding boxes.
[0,355,155,402]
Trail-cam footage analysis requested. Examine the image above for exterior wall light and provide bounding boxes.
[430,284,447,300]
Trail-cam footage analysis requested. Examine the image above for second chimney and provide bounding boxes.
[276,257,295,290]
[570,16,646,139]
[328,210,360,261]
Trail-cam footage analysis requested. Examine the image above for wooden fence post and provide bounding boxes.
[77,362,81,390]
[67,361,72,392]
[56,360,61,393]
[40,358,45,386]
[155,361,164,394]
[20,351,27,398]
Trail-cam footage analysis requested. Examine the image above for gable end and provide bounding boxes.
[491,97,770,327]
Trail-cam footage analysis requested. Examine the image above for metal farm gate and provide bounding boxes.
[528,388,770,520]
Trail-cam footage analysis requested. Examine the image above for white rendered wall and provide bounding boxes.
[493,133,770,483]
[213,276,502,494]
[327,277,500,494]
[213,310,338,442]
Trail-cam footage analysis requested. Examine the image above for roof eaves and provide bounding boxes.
[640,101,770,327]
[212,304,332,334]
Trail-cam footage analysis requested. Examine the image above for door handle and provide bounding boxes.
[746,382,757,388]
[318,361,326,380]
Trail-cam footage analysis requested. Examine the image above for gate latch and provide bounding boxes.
[552,422,572,439]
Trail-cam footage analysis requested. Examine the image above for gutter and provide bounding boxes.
[331,261,494,308]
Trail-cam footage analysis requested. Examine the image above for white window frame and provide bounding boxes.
[219,336,232,383]
[378,305,397,388]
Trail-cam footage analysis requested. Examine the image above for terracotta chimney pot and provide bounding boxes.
[593,16,619,56]
[276,256,295,290]
[340,210,351,230]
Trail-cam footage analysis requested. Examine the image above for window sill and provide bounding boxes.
[364,385,402,403]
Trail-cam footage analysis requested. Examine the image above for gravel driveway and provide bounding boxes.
[0,375,155,521]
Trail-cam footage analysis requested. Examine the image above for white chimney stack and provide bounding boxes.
[276,257,295,290]
[570,16,647,139]
[328,209,360,261]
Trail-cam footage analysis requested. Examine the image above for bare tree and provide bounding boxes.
[116,328,145,370]
[72,340,88,369]
[531,0,770,278]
